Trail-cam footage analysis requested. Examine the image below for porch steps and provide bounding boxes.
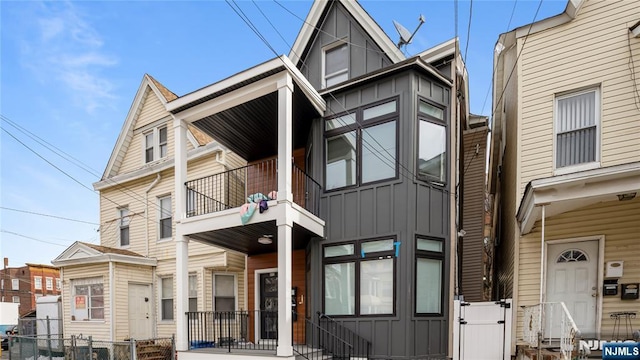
[521,347,562,360]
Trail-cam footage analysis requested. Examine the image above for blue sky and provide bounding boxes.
[0,0,566,267]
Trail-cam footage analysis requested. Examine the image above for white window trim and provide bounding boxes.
[322,40,349,89]
[71,277,105,322]
[159,276,175,322]
[142,126,168,164]
[188,273,198,313]
[34,276,42,290]
[12,279,19,290]
[119,207,130,248]
[158,195,172,242]
[56,278,61,291]
[12,296,20,303]
[213,272,238,312]
[553,86,601,175]
[45,277,53,291]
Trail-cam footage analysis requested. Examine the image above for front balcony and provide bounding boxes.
[185,158,321,219]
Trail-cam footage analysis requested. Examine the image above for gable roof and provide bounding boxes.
[102,74,213,179]
[512,0,585,39]
[52,241,156,267]
[289,0,404,66]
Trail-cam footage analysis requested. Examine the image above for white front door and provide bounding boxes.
[129,283,153,340]
[546,241,598,336]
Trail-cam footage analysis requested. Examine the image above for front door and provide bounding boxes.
[128,283,152,339]
[546,241,598,336]
[260,272,278,340]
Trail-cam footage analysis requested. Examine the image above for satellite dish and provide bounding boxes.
[393,15,426,49]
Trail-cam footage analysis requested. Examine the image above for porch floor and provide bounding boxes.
[180,344,326,360]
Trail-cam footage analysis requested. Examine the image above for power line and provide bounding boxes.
[0,229,72,247]
[463,0,473,65]
[272,0,389,58]
[0,207,99,225]
[231,0,424,185]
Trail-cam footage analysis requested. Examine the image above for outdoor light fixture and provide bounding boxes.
[617,192,637,201]
[258,235,273,245]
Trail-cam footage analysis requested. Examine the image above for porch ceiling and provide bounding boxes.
[188,220,317,256]
[192,84,317,162]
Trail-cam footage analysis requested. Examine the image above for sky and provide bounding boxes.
[0,0,568,267]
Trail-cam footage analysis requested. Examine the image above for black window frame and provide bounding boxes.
[416,97,448,185]
[414,235,445,317]
[322,237,397,318]
[324,97,400,192]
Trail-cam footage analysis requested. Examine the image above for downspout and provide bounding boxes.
[539,204,546,306]
[144,174,161,257]
[109,260,115,341]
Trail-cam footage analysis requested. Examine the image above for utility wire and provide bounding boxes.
[463,0,473,65]
[0,229,72,247]
[0,206,99,225]
[229,0,445,189]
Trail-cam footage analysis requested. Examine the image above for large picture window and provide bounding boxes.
[325,99,398,191]
[415,237,444,316]
[555,88,599,170]
[323,239,396,317]
[417,99,447,183]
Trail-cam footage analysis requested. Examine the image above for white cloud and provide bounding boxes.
[21,1,118,113]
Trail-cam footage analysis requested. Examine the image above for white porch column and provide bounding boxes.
[173,116,190,351]
[276,73,294,357]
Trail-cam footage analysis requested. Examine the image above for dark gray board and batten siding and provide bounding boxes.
[307,71,452,358]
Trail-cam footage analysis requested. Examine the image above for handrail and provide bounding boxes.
[521,302,580,360]
[317,311,371,358]
[293,315,352,360]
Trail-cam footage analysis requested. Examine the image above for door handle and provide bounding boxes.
[592,293,598,297]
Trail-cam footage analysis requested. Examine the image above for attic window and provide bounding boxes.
[324,42,348,88]
[144,126,168,163]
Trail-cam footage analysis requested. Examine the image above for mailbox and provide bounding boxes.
[621,283,640,300]
[604,279,619,296]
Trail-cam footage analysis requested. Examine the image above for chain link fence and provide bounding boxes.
[7,335,174,360]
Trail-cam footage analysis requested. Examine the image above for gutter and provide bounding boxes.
[144,174,162,257]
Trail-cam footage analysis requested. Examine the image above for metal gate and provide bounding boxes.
[453,299,512,360]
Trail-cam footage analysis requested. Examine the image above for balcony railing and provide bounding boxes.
[522,302,580,359]
[185,311,368,359]
[185,158,321,218]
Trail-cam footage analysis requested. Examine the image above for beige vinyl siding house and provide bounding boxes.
[54,74,247,342]
[490,0,640,357]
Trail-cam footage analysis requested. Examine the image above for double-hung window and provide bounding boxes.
[73,278,104,320]
[34,277,42,290]
[119,207,130,246]
[555,88,599,171]
[11,279,19,290]
[161,277,174,321]
[323,42,348,88]
[56,278,61,291]
[158,196,172,240]
[415,237,444,316]
[188,274,197,312]
[417,98,447,183]
[46,277,53,291]
[144,126,168,163]
[213,274,236,312]
[323,238,396,316]
[325,98,398,191]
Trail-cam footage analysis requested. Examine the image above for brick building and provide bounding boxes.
[1,259,61,316]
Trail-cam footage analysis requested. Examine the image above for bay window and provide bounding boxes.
[417,99,447,183]
[325,98,398,191]
[415,237,444,316]
[323,238,396,316]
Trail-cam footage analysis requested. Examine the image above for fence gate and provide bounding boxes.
[453,299,512,360]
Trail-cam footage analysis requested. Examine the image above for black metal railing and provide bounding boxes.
[317,312,371,359]
[185,158,321,217]
[186,310,274,353]
[186,310,370,359]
